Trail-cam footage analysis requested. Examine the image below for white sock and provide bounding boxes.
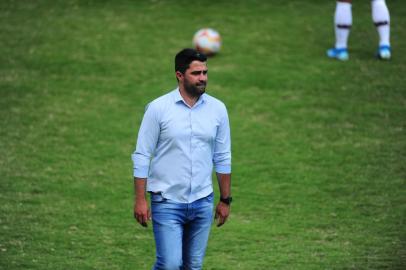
[372,0,390,47]
[334,2,352,49]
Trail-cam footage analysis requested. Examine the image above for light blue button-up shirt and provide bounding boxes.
[132,88,231,203]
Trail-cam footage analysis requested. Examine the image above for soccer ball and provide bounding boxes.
[193,28,221,55]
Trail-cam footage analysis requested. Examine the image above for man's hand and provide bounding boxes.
[134,178,150,227]
[215,202,230,227]
[134,197,151,227]
[215,173,231,227]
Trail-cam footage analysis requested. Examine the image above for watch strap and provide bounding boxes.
[220,196,232,205]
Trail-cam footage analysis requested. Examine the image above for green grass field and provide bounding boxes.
[1,0,405,269]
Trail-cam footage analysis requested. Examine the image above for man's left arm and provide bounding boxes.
[213,104,232,227]
[215,172,231,227]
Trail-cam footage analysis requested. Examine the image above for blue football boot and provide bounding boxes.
[327,48,349,61]
[377,45,391,60]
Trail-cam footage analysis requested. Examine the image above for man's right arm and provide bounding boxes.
[134,177,150,227]
[132,102,160,227]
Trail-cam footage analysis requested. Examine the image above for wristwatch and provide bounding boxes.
[220,196,233,205]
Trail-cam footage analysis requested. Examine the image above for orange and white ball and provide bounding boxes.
[193,28,221,55]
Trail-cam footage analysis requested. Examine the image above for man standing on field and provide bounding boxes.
[132,48,232,270]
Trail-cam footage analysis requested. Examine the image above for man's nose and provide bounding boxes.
[199,73,207,81]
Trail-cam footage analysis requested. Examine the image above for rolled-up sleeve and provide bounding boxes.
[213,105,231,174]
[131,103,160,178]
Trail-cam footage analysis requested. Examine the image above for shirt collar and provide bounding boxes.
[172,87,206,107]
[173,87,184,103]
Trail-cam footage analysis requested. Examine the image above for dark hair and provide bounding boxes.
[175,48,207,74]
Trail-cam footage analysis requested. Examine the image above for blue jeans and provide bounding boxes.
[150,192,214,270]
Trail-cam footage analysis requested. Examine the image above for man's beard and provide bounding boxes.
[184,80,206,98]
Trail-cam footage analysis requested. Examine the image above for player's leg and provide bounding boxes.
[327,0,352,61]
[371,0,391,59]
[151,193,185,270]
[182,193,214,270]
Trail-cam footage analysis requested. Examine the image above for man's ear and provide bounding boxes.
[176,71,183,81]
